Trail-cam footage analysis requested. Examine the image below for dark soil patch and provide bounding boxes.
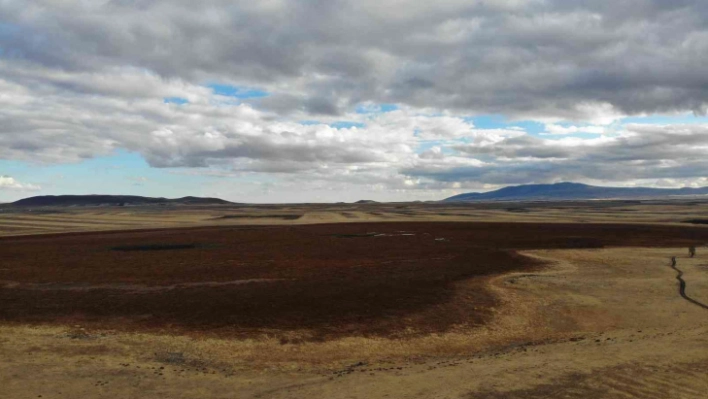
[2,222,708,340]
[212,214,303,220]
[332,232,379,238]
[111,243,198,251]
[683,219,708,225]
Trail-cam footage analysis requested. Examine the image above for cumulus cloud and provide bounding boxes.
[0,176,40,191]
[405,124,708,187]
[542,124,606,135]
[4,1,708,119]
[0,63,498,169]
[2,0,708,198]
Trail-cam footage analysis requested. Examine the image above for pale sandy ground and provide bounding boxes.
[2,247,706,398]
[2,200,708,236]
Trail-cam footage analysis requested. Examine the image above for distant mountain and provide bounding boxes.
[173,196,234,205]
[12,195,233,207]
[444,182,708,202]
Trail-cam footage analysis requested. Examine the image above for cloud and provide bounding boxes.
[3,1,708,120]
[2,1,708,199]
[405,124,708,186]
[542,124,606,135]
[0,64,496,170]
[0,176,40,191]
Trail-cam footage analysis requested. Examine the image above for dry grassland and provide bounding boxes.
[2,198,708,236]
[1,248,707,397]
[1,204,708,398]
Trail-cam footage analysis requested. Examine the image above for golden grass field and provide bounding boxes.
[1,199,708,236]
[1,201,707,398]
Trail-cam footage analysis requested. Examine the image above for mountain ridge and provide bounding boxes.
[11,195,233,207]
[444,182,708,202]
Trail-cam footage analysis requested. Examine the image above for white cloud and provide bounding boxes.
[0,66,519,175]
[405,124,708,187]
[542,124,606,135]
[5,1,708,119]
[2,1,708,199]
[0,176,41,191]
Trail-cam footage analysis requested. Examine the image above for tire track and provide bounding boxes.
[669,259,708,310]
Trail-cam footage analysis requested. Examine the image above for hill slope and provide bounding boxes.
[444,182,708,202]
[12,195,233,207]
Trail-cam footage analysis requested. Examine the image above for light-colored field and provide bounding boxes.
[2,199,708,236]
[2,247,706,398]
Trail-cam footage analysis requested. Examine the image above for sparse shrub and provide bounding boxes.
[65,328,94,340]
[154,351,186,365]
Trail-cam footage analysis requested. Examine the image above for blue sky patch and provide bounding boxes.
[0,22,21,37]
[330,121,366,129]
[545,132,602,140]
[0,23,22,58]
[356,103,399,114]
[619,114,708,125]
[164,97,189,105]
[299,120,322,126]
[0,150,221,200]
[300,120,366,128]
[415,140,444,153]
[379,104,398,112]
[465,115,545,135]
[208,83,269,99]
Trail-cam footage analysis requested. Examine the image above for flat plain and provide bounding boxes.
[1,200,707,398]
[2,199,708,236]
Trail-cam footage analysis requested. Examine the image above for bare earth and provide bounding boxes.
[1,203,707,398]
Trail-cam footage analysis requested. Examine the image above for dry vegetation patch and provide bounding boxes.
[2,243,708,398]
[2,222,708,342]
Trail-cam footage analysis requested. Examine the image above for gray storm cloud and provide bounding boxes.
[3,0,708,117]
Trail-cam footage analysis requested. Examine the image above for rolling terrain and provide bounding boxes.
[11,194,233,207]
[1,202,707,398]
[2,222,706,339]
[445,182,708,201]
[2,199,708,237]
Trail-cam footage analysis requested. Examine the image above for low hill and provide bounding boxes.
[444,182,708,202]
[12,195,233,207]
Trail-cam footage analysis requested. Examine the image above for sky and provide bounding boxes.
[2,1,708,203]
